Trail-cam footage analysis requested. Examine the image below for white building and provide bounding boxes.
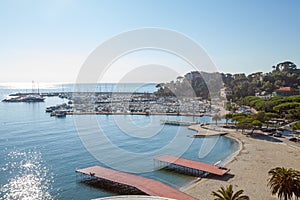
[220,87,232,99]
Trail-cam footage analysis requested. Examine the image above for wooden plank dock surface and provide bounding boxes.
[76,166,197,200]
[154,155,230,176]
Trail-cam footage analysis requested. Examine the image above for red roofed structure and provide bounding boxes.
[154,155,230,176]
[277,87,294,91]
[274,87,298,96]
[76,166,197,200]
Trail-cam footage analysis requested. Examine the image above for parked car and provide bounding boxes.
[264,128,276,133]
[273,131,282,137]
[289,137,298,142]
[268,132,274,136]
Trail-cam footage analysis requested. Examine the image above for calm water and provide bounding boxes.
[0,84,238,200]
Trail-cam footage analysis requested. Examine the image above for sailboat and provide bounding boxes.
[18,81,45,102]
[2,81,44,102]
[21,94,45,102]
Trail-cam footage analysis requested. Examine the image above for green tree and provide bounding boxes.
[274,61,297,73]
[273,102,300,113]
[212,184,250,200]
[262,81,274,94]
[226,103,233,112]
[224,113,233,125]
[268,167,300,200]
[212,114,222,125]
[265,112,280,128]
[288,108,300,120]
[236,117,253,134]
[253,111,266,122]
[231,113,247,123]
[250,119,262,134]
[292,121,300,130]
[231,113,247,131]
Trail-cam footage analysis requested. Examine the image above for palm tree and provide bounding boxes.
[212,184,250,200]
[268,167,300,200]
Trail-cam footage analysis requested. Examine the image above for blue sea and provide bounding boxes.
[0,83,239,200]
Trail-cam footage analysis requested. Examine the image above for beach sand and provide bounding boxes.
[184,130,300,200]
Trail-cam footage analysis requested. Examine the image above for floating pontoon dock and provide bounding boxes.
[75,166,197,200]
[154,155,230,176]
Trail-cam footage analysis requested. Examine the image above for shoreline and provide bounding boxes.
[221,132,244,166]
[186,124,243,167]
[180,128,243,192]
[184,129,300,200]
[188,124,229,137]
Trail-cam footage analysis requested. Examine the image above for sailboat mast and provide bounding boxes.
[32,80,34,94]
[37,82,40,94]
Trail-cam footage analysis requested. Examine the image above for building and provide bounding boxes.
[220,87,232,99]
[255,91,271,99]
[273,87,298,96]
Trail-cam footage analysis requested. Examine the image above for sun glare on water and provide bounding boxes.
[0,151,53,200]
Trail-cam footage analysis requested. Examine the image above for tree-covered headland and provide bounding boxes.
[155,61,300,130]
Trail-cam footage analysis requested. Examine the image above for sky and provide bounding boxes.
[0,0,300,83]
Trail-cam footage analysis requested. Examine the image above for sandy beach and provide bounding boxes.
[184,129,300,200]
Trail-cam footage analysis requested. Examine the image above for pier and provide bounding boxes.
[161,120,198,126]
[154,155,230,176]
[188,124,228,137]
[75,166,197,200]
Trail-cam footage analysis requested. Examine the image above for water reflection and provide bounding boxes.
[0,151,53,200]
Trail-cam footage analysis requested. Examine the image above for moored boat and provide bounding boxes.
[50,110,67,118]
[21,95,45,102]
[2,94,44,102]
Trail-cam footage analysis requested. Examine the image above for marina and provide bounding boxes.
[2,1,300,199]
[2,90,222,118]
[0,85,238,200]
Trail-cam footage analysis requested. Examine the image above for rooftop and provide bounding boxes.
[276,87,295,91]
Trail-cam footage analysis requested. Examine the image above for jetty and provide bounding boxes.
[75,166,197,200]
[161,120,198,126]
[188,124,228,137]
[2,94,45,102]
[154,155,230,176]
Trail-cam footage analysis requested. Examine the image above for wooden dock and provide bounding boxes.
[75,166,197,200]
[154,155,230,176]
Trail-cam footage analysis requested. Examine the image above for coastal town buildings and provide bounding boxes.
[220,87,232,100]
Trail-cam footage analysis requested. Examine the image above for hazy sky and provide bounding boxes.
[1,0,300,83]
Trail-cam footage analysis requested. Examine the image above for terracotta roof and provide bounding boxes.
[276,87,295,91]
